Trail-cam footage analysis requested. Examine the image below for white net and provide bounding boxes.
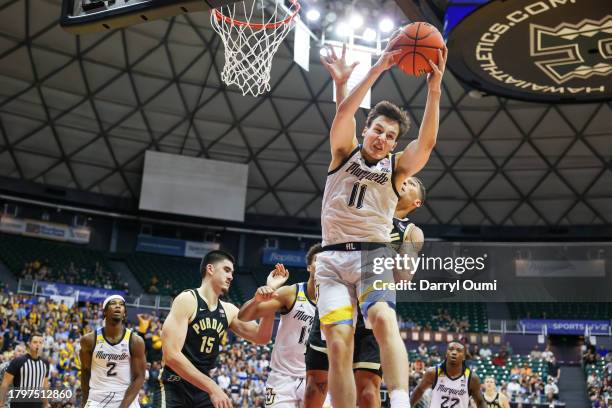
[210,0,300,97]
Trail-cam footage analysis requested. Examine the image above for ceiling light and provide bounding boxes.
[363,27,377,42]
[350,14,363,28]
[379,18,394,33]
[306,9,320,21]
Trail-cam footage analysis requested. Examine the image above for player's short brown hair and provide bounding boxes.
[200,250,235,279]
[365,101,410,139]
[306,243,323,267]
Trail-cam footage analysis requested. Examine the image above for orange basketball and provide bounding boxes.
[391,22,445,76]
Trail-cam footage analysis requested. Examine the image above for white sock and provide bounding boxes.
[390,390,410,408]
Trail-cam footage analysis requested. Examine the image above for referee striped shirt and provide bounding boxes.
[5,354,49,407]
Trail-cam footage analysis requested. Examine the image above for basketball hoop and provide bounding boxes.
[210,0,300,97]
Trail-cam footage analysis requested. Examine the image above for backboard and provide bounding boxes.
[60,0,242,34]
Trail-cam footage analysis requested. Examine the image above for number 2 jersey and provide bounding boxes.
[430,363,472,408]
[321,145,399,245]
[88,327,138,406]
[270,282,316,377]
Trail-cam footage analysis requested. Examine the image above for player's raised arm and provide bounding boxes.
[78,333,94,408]
[329,39,401,167]
[162,291,226,399]
[394,47,447,184]
[468,373,488,408]
[225,302,276,344]
[409,367,436,406]
[118,334,146,408]
[321,43,358,110]
[238,264,293,321]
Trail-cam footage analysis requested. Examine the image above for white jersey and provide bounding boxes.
[88,327,138,406]
[430,364,472,408]
[270,282,316,377]
[321,146,399,245]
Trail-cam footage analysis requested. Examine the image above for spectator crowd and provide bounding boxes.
[19,260,126,292]
[1,291,609,408]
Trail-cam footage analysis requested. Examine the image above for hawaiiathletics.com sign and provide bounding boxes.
[445,0,612,103]
[520,319,611,335]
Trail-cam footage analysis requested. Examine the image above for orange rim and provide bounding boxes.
[211,0,300,29]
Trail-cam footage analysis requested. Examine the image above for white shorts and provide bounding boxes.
[265,370,305,408]
[315,247,396,327]
[86,391,140,408]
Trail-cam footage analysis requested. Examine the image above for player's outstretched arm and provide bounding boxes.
[226,302,276,344]
[409,367,436,406]
[238,264,293,322]
[78,333,95,408]
[469,373,488,408]
[329,40,402,166]
[320,43,357,110]
[238,285,296,322]
[118,334,146,408]
[162,291,231,408]
[394,47,447,183]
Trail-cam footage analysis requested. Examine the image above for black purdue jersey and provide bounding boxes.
[390,217,411,243]
[484,393,502,408]
[162,289,229,381]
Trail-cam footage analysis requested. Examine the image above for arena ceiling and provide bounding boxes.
[0,0,611,227]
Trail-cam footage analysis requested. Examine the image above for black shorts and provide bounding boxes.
[305,328,381,377]
[158,379,213,408]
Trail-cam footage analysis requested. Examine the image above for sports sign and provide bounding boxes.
[445,0,612,103]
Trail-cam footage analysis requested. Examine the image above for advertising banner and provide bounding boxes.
[262,249,306,268]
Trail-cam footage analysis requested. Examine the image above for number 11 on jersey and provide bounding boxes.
[348,182,367,209]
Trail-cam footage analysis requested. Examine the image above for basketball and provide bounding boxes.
[391,22,445,76]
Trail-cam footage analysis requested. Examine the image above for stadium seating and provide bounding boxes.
[396,302,488,333]
[126,252,244,304]
[0,233,120,289]
[508,302,612,320]
[474,354,549,383]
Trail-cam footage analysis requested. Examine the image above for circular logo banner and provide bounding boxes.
[447,0,612,103]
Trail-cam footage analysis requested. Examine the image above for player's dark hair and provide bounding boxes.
[365,100,410,139]
[200,250,235,279]
[306,243,323,266]
[413,176,426,205]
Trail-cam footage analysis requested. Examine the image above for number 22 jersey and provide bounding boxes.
[430,363,472,408]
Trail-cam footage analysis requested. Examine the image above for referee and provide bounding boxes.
[0,333,49,408]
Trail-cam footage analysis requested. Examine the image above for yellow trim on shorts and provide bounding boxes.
[309,344,328,354]
[358,284,376,304]
[320,305,353,325]
[353,362,381,370]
